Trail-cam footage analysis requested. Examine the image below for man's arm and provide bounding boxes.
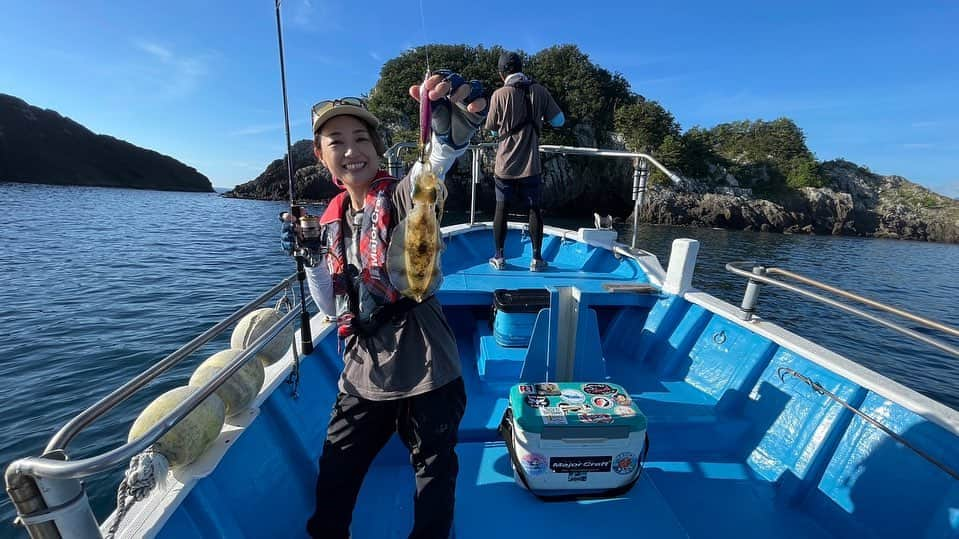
[549,111,565,128]
[484,91,500,135]
[542,87,564,127]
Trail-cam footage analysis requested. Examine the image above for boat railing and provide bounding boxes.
[5,274,308,537]
[386,141,684,249]
[727,262,959,481]
[726,262,959,358]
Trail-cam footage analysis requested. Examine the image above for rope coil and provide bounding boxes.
[105,447,168,538]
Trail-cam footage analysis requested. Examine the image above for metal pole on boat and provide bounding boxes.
[6,450,99,538]
[740,266,766,321]
[387,148,403,179]
[274,0,314,355]
[470,147,480,225]
[631,158,649,249]
[5,468,58,538]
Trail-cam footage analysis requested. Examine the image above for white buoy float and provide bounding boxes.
[189,348,266,417]
[127,386,226,468]
[231,308,294,365]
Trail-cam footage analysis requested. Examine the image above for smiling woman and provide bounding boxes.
[313,114,385,197]
[277,70,489,538]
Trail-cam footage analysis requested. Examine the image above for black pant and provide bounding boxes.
[493,175,544,257]
[306,378,467,539]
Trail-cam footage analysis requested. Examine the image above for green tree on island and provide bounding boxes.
[368,43,825,194]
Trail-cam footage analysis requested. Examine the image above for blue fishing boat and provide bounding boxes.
[5,3,958,532]
[6,153,959,537]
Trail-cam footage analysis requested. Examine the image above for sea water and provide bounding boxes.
[1,182,957,535]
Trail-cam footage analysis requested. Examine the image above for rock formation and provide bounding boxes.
[0,94,212,192]
[230,142,958,243]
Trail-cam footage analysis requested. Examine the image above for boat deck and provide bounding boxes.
[439,226,651,299]
[344,248,834,538]
[143,228,959,539]
[350,439,831,539]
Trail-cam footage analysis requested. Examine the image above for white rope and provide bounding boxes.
[105,447,168,539]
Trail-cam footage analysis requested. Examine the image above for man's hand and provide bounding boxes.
[409,70,487,150]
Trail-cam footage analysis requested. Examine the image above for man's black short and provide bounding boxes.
[494,175,542,208]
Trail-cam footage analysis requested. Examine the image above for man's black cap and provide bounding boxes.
[498,51,523,75]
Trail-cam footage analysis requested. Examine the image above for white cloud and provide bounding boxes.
[287,0,341,32]
[137,42,173,62]
[291,0,313,27]
[370,51,382,62]
[134,40,210,98]
[902,143,935,149]
[230,124,282,136]
[911,121,939,129]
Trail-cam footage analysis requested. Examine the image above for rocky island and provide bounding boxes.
[227,142,958,244]
[0,94,213,192]
[226,44,958,243]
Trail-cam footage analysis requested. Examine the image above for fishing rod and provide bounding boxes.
[274,0,314,356]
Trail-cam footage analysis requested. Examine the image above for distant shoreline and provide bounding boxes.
[1,179,216,193]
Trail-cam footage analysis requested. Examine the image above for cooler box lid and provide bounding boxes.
[494,289,550,313]
[509,382,647,435]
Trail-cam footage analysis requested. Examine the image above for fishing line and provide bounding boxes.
[418,0,431,74]
[273,0,315,357]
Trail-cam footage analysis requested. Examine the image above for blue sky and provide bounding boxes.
[2,1,957,195]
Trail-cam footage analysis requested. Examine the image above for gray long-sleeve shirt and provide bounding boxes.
[305,172,461,401]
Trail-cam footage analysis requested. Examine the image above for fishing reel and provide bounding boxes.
[289,205,327,267]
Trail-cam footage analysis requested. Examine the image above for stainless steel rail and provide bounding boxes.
[6,275,306,537]
[12,304,303,480]
[538,145,682,249]
[539,144,683,185]
[385,141,685,246]
[726,262,959,357]
[45,274,299,453]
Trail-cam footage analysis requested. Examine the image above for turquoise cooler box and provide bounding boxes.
[492,289,550,347]
[500,381,649,498]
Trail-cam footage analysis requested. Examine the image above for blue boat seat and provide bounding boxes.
[602,297,778,459]
[474,321,527,381]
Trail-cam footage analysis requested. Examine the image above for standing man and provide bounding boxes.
[485,51,565,271]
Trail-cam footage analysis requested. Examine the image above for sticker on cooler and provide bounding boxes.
[578,413,613,424]
[521,453,547,476]
[614,405,636,417]
[540,406,568,424]
[613,452,638,475]
[549,456,612,473]
[535,382,561,396]
[582,383,616,395]
[525,394,549,408]
[591,396,613,409]
[560,389,586,404]
[568,471,588,482]
[558,402,591,414]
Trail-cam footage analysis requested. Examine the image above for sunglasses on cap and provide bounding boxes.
[311,97,367,121]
